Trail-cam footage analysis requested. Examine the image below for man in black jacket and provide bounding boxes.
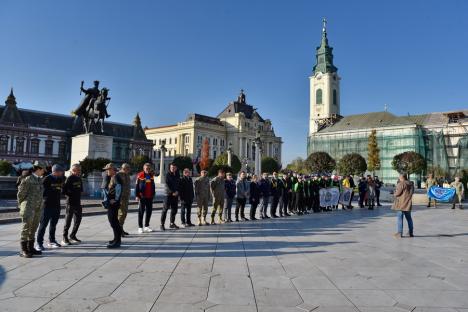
[161,163,180,231]
[270,172,282,218]
[258,173,271,219]
[179,168,194,227]
[62,164,83,245]
[37,164,64,250]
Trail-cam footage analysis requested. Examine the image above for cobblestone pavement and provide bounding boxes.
[0,204,468,312]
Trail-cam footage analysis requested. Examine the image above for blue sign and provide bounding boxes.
[428,186,456,202]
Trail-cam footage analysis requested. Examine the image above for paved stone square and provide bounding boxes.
[0,204,468,312]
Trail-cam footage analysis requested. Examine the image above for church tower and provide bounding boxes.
[309,19,340,134]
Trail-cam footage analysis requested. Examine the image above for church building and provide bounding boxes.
[308,20,468,183]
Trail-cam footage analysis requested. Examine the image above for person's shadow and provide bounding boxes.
[0,265,5,289]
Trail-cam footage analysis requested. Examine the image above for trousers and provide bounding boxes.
[63,204,82,238]
[181,200,193,224]
[396,211,413,234]
[161,195,178,225]
[235,198,247,219]
[37,206,61,244]
[138,198,153,228]
[108,202,122,242]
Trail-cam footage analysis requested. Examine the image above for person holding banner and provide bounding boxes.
[450,177,465,209]
[425,174,438,208]
[392,173,414,238]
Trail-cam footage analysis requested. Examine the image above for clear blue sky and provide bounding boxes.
[1,0,467,164]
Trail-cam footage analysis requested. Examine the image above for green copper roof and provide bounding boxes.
[312,19,338,75]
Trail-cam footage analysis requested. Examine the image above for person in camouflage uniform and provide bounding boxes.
[450,176,465,209]
[17,161,46,258]
[117,163,131,235]
[210,169,226,224]
[195,170,211,225]
[426,173,438,207]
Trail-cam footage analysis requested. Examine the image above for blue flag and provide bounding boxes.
[427,186,456,202]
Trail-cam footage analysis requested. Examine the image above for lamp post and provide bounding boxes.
[254,130,262,176]
[156,140,167,184]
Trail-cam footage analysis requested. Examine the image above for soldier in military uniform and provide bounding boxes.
[117,163,131,236]
[450,176,465,209]
[17,161,46,258]
[210,169,226,224]
[425,174,438,207]
[194,170,210,225]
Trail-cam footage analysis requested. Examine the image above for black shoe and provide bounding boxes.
[187,223,195,227]
[20,241,32,258]
[241,217,248,221]
[169,223,179,229]
[452,206,456,209]
[108,240,115,244]
[272,214,279,218]
[106,114,111,118]
[27,241,41,256]
[123,230,130,235]
[107,241,121,248]
[265,215,270,219]
[160,225,166,231]
[62,237,71,246]
[70,236,82,244]
[285,213,291,216]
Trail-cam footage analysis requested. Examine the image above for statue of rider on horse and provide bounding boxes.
[73,80,111,134]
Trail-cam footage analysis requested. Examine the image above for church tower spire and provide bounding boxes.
[309,18,341,135]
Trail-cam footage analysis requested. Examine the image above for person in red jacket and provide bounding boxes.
[135,163,156,233]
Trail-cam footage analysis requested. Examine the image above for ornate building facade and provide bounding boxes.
[0,89,153,169]
[145,90,282,173]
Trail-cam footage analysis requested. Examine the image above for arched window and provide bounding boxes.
[333,89,337,105]
[30,139,40,154]
[316,89,323,105]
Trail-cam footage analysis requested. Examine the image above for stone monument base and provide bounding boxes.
[70,133,113,166]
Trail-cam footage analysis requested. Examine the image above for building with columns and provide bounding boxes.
[307,20,468,183]
[145,90,282,174]
[0,89,153,169]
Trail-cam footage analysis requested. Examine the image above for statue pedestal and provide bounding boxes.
[70,133,113,166]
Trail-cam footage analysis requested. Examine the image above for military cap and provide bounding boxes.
[32,160,46,169]
[102,163,116,170]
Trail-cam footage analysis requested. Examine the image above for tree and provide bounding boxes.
[173,156,193,172]
[367,129,381,175]
[196,158,213,173]
[305,152,336,175]
[337,153,367,176]
[285,157,308,174]
[199,138,211,170]
[130,154,152,172]
[0,160,13,176]
[391,151,426,175]
[261,157,281,174]
[214,152,241,174]
[79,157,111,177]
[427,165,449,180]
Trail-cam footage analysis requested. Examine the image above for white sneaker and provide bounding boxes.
[138,228,144,234]
[144,227,153,233]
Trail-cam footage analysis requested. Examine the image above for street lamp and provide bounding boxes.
[227,142,233,167]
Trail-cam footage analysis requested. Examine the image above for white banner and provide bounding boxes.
[319,187,340,207]
[339,187,353,206]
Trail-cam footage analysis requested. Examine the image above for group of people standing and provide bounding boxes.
[17,161,84,258]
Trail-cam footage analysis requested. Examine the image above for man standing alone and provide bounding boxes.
[62,164,83,245]
[392,173,414,238]
[179,168,195,227]
[18,161,46,258]
[136,163,155,233]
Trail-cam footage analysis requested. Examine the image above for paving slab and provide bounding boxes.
[0,203,467,311]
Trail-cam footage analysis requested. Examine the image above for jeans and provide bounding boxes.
[181,200,193,224]
[224,197,234,221]
[250,199,259,219]
[37,206,61,244]
[235,198,247,220]
[397,211,413,234]
[138,198,153,228]
[161,195,178,225]
[63,204,82,238]
[270,195,280,216]
[108,202,122,242]
[260,196,269,217]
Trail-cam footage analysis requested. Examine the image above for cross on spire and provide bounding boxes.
[322,17,327,33]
